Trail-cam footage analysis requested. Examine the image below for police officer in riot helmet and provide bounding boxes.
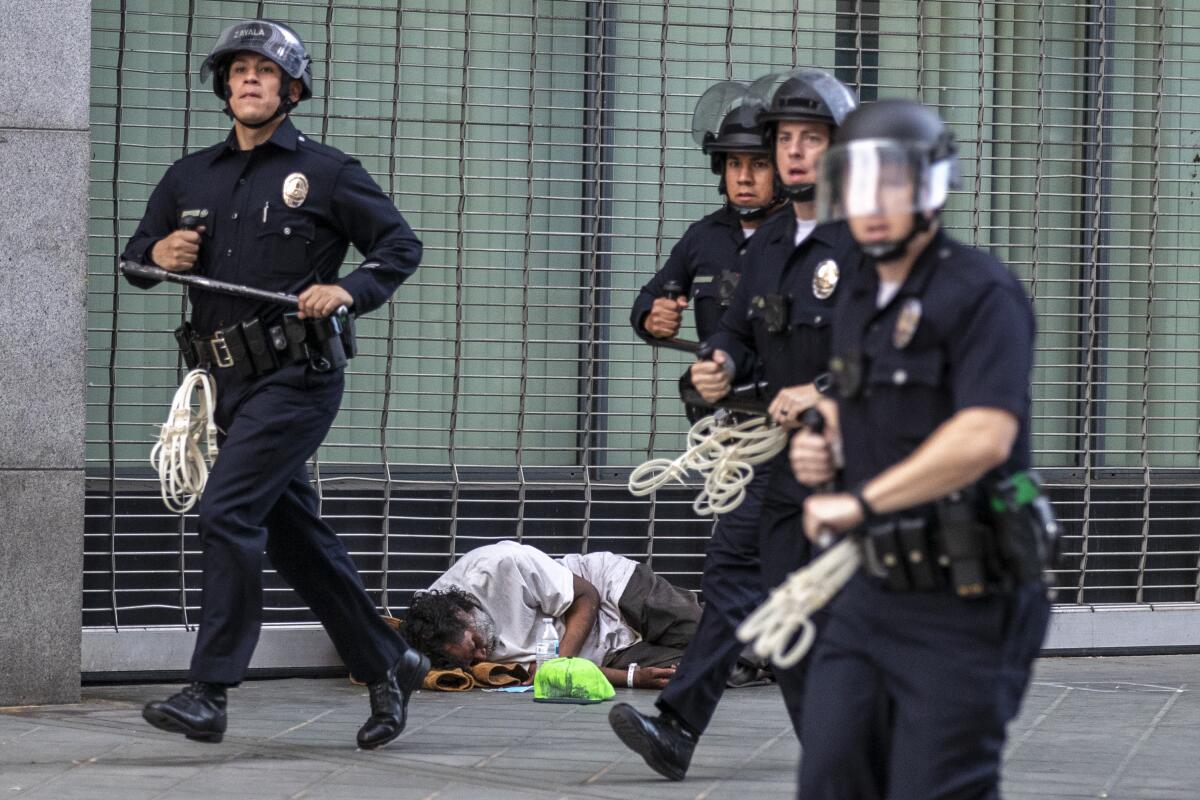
[689,67,859,428]
[123,20,427,749]
[610,81,785,781]
[789,99,1053,799]
[611,69,863,782]
[630,81,783,345]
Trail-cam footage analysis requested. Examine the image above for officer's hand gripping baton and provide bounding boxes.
[644,280,701,354]
[119,260,350,320]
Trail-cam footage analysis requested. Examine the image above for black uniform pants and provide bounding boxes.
[655,467,771,735]
[755,494,817,739]
[189,363,407,686]
[798,574,1051,800]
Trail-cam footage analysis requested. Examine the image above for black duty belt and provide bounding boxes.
[175,311,355,378]
[859,479,1058,598]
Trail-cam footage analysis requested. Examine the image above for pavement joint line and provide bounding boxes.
[17,739,127,797]
[396,705,465,740]
[581,749,627,785]
[0,724,44,746]
[472,744,511,769]
[463,705,585,767]
[692,724,794,800]
[285,762,357,800]
[1099,688,1185,796]
[470,703,585,770]
[8,708,635,799]
[1031,681,1189,693]
[267,708,335,741]
[1004,685,1073,761]
[145,749,209,800]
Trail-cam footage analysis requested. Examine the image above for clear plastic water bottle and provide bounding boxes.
[535,617,560,668]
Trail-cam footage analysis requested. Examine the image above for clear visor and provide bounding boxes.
[691,81,758,148]
[816,139,952,223]
[748,67,858,125]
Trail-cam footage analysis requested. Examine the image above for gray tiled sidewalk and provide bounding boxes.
[1,655,1195,799]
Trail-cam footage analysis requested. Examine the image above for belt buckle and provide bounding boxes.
[209,331,235,368]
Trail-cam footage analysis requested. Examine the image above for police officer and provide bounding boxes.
[609,68,860,780]
[122,20,428,749]
[629,80,783,345]
[789,99,1052,798]
[609,81,783,781]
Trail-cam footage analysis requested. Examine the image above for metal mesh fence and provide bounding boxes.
[86,1,1200,632]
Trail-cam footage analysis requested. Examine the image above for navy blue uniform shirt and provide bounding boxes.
[123,117,422,335]
[630,204,787,342]
[710,213,863,393]
[709,212,865,505]
[832,229,1035,489]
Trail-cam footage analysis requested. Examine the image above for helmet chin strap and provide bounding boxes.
[728,200,773,222]
[858,212,931,263]
[779,181,815,202]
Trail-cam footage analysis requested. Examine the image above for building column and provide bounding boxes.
[0,0,91,705]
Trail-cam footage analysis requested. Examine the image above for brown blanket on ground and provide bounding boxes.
[354,661,531,691]
[351,617,531,691]
[421,661,531,692]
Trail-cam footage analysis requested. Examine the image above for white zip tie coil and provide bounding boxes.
[737,537,862,668]
[150,368,219,514]
[628,413,788,516]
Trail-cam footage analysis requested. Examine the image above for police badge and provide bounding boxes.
[812,259,839,299]
[893,298,922,349]
[282,172,309,208]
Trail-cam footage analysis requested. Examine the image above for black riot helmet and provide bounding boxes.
[816,99,961,261]
[691,81,779,221]
[748,68,858,201]
[199,20,313,127]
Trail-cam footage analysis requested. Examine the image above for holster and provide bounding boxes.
[338,310,357,359]
[863,520,910,592]
[989,471,1062,585]
[173,322,200,369]
[303,313,348,372]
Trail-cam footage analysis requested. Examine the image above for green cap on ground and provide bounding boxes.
[532,657,615,704]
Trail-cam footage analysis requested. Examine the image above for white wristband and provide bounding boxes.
[626,663,638,688]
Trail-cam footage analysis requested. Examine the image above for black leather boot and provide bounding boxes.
[142,682,227,743]
[608,702,698,781]
[356,649,430,750]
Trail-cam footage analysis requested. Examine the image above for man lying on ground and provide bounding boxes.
[404,541,765,690]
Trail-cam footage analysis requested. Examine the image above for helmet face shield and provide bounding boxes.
[816,139,953,224]
[748,67,857,201]
[749,67,858,127]
[692,81,771,158]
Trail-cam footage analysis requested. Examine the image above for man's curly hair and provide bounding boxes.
[403,587,482,669]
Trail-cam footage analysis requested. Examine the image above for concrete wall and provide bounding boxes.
[0,0,90,705]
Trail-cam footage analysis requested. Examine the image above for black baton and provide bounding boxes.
[119,260,350,319]
[646,280,701,354]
